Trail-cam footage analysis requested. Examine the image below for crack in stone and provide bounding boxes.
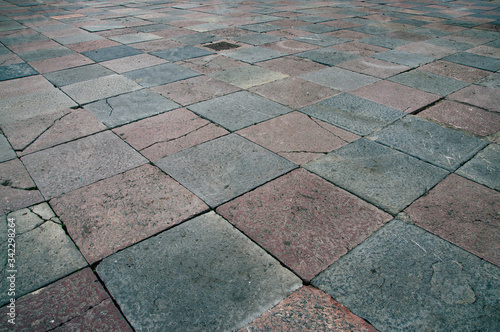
[140,122,212,151]
[105,98,114,117]
[0,179,37,191]
[308,115,352,143]
[45,297,110,331]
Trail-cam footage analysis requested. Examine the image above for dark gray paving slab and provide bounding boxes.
[0,204,87,306]
[300,93,404,136]
[371,116,489,171]
[188,91,292,131]
[0,63,37,81]
[457,144,500,191]
[43,64,114,87]
[155,134,297,207]
[442,52,500,72]
[84,89,179,128]
[151,46,215,62]
[305,139,449,214]
[97,212,301,331]
[223,46,286,63]
[299,67,379,91]
[372,50,434,67]
[0,134,16,163]
[81,45,143,62]
[388,70,469,96]
[123,63,201,88]
[296,47,359,66]
[312,219,500,332]
[21,131,147,199]
[17,46,75,62]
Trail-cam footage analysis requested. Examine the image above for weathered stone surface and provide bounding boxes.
[0,134,16,163]
[43,63,114,87]
[312,220,500,332]
[209,65,288,89]
[123,62,201,88]
[81,45,143,62]
[97,212,302,331]
[299,67,379,91]
[457,144,500,190]
[388,70,469,96]
[151,45,215,61]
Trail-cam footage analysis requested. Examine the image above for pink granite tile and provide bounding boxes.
[266,28,313,38]
[179,54,245,74]
[257,55,327,76]
[100,53,167,73]
[0,75,53,99]
[152,75,239,106]
[406,174,500,267]
[150,27,192,39]
[129,39,184,52]
[338,57,410,78]
[0,158,44,214]
[419,60,490,83]
[66,39,121,53]
[0,268,132,331]
[249,77,339,110]
[327,30,371,40]
[262,39,319,54]
[217,168,391,281]
[237,111,358,164]
[50,164,208,264]
[351,80,441,113]
[466,45,500,59]
[332,41,390,57]
[419,100,500,137]
[0,53,23,66]
[240,286,377,332]
[6,40,60,53]
[449,85,500,113]
[29,54,94,74]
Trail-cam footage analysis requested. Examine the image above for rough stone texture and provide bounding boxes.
[43,63,115,87]
[155,134,297,207]
[50,164,208,263]
[388,70,470,96]
[296,47,359,66]
[257,55,327,76]
[209,65,288,89]
[123,62,201,88]
[21,131,147,199]
[300,93,404,136]
[179,54,244,74]
[419,60,490,83]
[84,89,180,128]
[443,52,500,71]
[371,116,489,171]
[239,286,377,332]
[81,45,143,62]
[299,67,379,91]
[372,49,434,67]
[456,144,500,190]
[96,212,302,331]
[449,85,500,113]
[100,53,167,73]
[29,53,94,74]
[305,139,449,214]
[114,108,229,161]
[406,174,500,266]
[0,134,16,162]
[151,45,215,61]
[0,63,37,81]
[312,220,500,332]
[188,91,292,131]
[0,204,87,306]
[0,268,132,332]
[217,168,391,280]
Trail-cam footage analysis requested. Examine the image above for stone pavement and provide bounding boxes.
[0,0,499,330]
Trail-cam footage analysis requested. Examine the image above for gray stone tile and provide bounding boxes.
[359,36,411,49]
[233,33,281,46]
[171,32,219,45]
[349,25,392,36]
[296,24,338,34]
[108,33,161,45]
[477,73,500,90]
[305,139,449,214]
[21,131,147,199]
[84,89,179,128]
[239,23,282,32]
[53,33,104,45]
[457,144,500,191]
[371,116,489,171]
[442,52,500,72]
[123,63,201,88]
[151,46,215,62]
[0,33,48,45]
[312,220,500,332]
[296,47,359,66]
[0,134,16,163]
[372,50,434,67]
[155,134,297,207]
[96,212,301,331]
[388,70,469,96]
[188,91,292,131]
[0,63,37,81]
[295,35,349,47]
[0,204,87,306]
[208,66,288,89]
[424,38,474,51]
[223,46,286,64]
[299,67,379,91]
[81,45,143,62]
[18,46,75,62]
[43,64,114,87]
[300,93,404,136]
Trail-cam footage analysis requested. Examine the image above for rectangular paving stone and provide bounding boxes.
[108,32,162,44]
[388,69,470,96]
[442,52,500,71]
[188,91,292,131]
[217,168,391,280]
[296,47,359,66]
[337,57,410,79]
[456,144,500,191]
[449,85,500,113]
[312,220,500,331]
[0,62,37,81]
[372,49,434,67]
[223,46,287,63]
[123,62,201,88]
[17,45,75,62]
[21,131,147,199]
[84,89,180,128]
[43,63,114,87]
[81,44,143,62]
[0,134,16,163]
[371,116,489,171]
[151,45,215,61]
[305,139,449,214]
[300,93,404,136]
[419,60,490,83]
[209,65,288,89]
[96,212,301,331]
[171,32,219,45]
[300,67,380,91]
[295,35,350,47]
[155,134,297,207]
[234,33,281,45]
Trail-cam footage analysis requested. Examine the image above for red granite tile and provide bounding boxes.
[406,174,500,267]
[100,53,167,73]
[338,57,410,78]
[249,77,339,110]
[0,75,52,99]
[262,39,319,54]
[217,168,391,280]
[419,60,490,83]
[50,164,208,264]
[0,53,22,66]
[240,286,377,332]
[179,54,245,74]
[396,42,455,58]
[449,85,500,113]
[351,80,441,113]
[419,100,500,137]
[129,39,184,52]
[332,41,390,57]
[28,54,94,74]
[66,39,121,53]
[7,40,60,53]
[466,45,500,59]
[257,55,327,76]
[327,30,371,40]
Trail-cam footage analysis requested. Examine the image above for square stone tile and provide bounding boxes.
[296,47,359,66]
[477,72,500,90]
[155,134,296,207]
[43,63,115,87]
[442,52,500,71]
[179,54,244,74]
[300,67,380,91]
[312,220,500,331]
[152,75,239,106]
[337,57,409,78]
[372,49,434,67]
[28,53,94,74]
[300,93,404,136]
[419,100,500,137]
[457,144,500,191]
[371,116,489,171]
[217,168,391,280]
[67,39,121,53]
[350,80,441,113]
[0,63,37,81]
[50,164,208,264]
[151,45,215,61]
[448,85,500,113]
[96,212,301,331]
[53,32,105,45]
[171,31,219,45]
[223,46,286,63]
[113,108,229,161]
[0,134,16,163]
[100,53,167,73]
[330,41,389,56]
[0,204,87,306]
[188,91,292,131]
[239,286,377,331]
[406,174,500,266]
[305,139,449,214]
[21,131,147,199]
[18,46,75,62]
[262,39,320,54]
[359,35,411,49]
[419,60,491,83]
[295,35,350,47]
[61,74,142,105]
[395,41,457,59]
[239,23,283,32]
[233,33,281,45]
[388,70,470,96]
[81,45,143,62]
[209,65,288,89]
[257,55,327,76]
[108,32,162,44]
[0,268,132,331]
[123,62,201,88]
[424,37,474,51]
[84,89,179,128]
